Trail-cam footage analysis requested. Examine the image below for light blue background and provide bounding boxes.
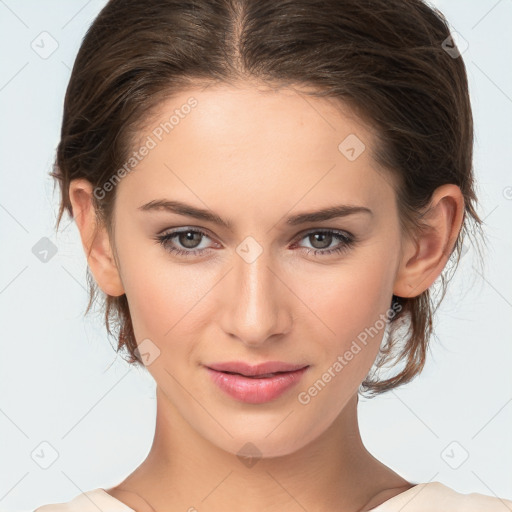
[1,0,511,510]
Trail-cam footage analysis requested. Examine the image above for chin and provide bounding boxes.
[203,422,325,462]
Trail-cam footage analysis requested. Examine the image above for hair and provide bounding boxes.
[51,0,485,396]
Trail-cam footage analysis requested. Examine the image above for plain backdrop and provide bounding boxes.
[0,0,511,510]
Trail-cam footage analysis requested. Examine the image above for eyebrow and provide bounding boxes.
[138,199,373,229]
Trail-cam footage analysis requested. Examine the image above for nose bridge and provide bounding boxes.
[221,237,291,346]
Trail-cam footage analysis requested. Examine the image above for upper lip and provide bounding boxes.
[206,361,309,377]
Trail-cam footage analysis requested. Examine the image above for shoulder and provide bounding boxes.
[371,481,512,511]
[423,482,512,510]
[33,488,135,512]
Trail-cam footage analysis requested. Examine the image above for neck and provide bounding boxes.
[111,388,409,512]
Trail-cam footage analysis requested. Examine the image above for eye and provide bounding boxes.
[155,228,215,257]
[293,229,355,257]
[154,228,356,258]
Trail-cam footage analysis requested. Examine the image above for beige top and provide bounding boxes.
[33,482,512,511]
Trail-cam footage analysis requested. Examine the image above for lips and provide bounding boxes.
[205,362,310,404]
[206,361,309,377]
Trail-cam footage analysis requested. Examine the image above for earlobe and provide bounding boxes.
[69,179,125,297]
[393,184,465,299]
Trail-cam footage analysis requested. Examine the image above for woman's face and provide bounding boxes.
[110,83,404,457]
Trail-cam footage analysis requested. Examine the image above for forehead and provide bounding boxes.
[116,83,394,216]
[140,82,375,153]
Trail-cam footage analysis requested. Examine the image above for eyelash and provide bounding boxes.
[154,228,356,258]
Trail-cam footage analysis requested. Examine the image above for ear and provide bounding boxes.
[393,184,465,298]
[69,178,125,297]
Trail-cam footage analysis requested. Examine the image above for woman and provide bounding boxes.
[34,0,512,510]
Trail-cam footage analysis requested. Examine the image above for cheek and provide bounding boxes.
[117,238,197,342]
[119,248,219,367]
[299,257,393,345]
[295,252,396,395]
[127,271,197,338]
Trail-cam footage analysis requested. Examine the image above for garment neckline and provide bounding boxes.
[95,488,137,511]
[95,482,444,511]
[366,482,445,510]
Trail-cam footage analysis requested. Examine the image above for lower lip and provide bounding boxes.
[206,366,309,404]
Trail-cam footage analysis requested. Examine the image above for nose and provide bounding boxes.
[219,245,293,348]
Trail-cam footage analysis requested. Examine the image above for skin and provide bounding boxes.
[69,82,464,512]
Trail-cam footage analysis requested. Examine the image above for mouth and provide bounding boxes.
[204,361,310,404]
[219,370,291,379]
[206,360,309,377]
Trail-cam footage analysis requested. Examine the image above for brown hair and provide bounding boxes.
[52,0,485,395]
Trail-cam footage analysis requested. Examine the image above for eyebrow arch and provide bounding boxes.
[138,199,373,229]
